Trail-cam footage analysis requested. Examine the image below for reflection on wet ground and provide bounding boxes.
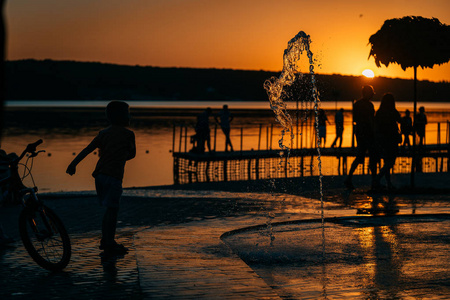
[0,229,142,300]
[222,215,450,299]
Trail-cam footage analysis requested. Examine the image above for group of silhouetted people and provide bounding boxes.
[191,105,234,153]
[318,107,345,149]
[395,106,427,149]
[343,85,427,191]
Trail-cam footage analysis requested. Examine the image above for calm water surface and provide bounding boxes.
[3,101,450,192]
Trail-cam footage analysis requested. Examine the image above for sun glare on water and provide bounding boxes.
[362,69,375,78]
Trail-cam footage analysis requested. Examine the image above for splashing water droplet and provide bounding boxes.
[264,31,316,151]
[264,30,325,258]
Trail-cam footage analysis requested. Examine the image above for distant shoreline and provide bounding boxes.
[6,60,450,103]
[5,100,450,113]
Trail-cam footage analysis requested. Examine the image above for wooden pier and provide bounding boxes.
[173,144,450,184]
[172,121,450,185]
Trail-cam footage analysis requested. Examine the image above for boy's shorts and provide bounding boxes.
[95,174,123,208]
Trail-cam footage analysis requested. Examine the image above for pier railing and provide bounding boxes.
[172,121,450,185]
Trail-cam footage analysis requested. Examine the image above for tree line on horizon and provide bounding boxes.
[5,59,450,103]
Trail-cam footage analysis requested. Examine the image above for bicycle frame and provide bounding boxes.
[4,140,71,271]
[21,187,41,208]
[21,188,56,242]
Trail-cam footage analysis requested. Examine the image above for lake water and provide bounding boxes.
[2,101,450,192]
[6,100,450,111]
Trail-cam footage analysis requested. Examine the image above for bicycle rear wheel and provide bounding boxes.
[19,205,71,271]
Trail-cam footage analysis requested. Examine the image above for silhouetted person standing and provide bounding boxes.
[66,101,136,255]
[215,105,234,152]
[195,107,212,153]
[414,106,427,147]
[400,109,413,148]
[344,85,377,189]
[372,93,401,190]
[317,109,329,148]
[331,108,344,148]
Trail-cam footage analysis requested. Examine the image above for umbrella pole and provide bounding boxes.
[411,65,418,188]
[0,0,5,147]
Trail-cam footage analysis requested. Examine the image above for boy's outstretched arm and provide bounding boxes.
[66,139,98,176]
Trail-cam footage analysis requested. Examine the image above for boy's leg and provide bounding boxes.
[95,174,126,252]
[102,207,118,248]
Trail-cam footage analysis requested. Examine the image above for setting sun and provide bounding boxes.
[362,69,375,78]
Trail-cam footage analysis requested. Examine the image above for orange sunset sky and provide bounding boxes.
[6,0,450,82]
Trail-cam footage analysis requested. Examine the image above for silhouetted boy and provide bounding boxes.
[66,101,136,254]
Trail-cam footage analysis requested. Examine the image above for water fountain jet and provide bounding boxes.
[264,30,325,250]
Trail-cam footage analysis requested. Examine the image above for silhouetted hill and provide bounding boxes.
[5,59,450,102]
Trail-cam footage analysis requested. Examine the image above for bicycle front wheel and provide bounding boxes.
[19,205,71,271]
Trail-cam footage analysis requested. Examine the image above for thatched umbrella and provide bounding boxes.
[368,16,450,187]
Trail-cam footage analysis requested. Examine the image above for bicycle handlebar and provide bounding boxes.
[26,139,43,153]
[15,139,44,164]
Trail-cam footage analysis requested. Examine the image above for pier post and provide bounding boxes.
[270,124,273,150]
[184,126,187,152]
[214,124,217,151]
[437,123,441,145]
[258,124,262,151]
[172,124,176,154]
[240,127,243,152]
[300,116,303,149]
[173,157,179,184]
[447,121,449,144]
[179,126,183,153]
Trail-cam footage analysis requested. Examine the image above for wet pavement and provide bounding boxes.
[222,215,450,299]
[1,229,142,299]
[0,174,449,299]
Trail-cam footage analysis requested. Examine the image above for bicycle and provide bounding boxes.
[0,140,71,271]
